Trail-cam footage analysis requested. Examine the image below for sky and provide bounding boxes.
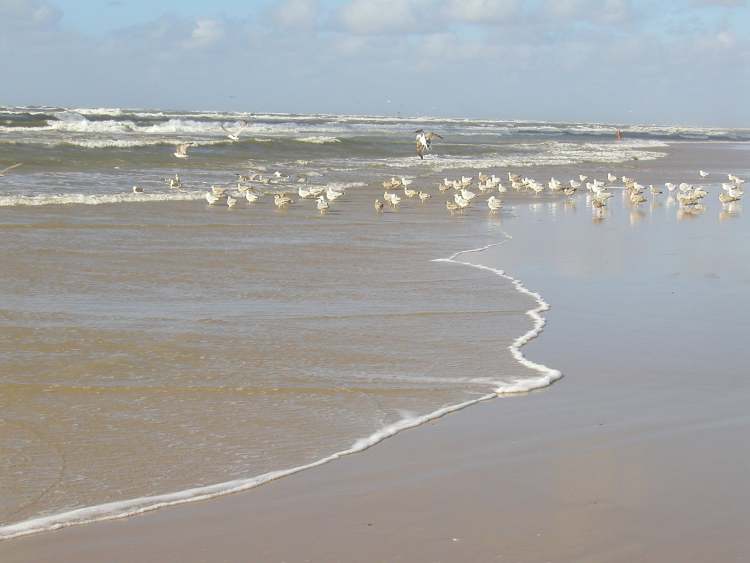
[1,0,748,126]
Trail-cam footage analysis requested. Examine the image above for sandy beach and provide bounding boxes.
[2,140,748,562]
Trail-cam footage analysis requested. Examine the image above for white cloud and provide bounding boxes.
[185,18,224,48]
[338,0,434,34]
[544,0,632,24]
[442,0,519,23]
[0,0,61,29]
[273,0,319,29]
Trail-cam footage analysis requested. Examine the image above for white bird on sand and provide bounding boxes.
[298,186,314,199]
[326,186,343,201]
[699,170,709,178]
[274,193,293,207]
[404,186,418,198]
[728,174,745,186]
[607,173,617,183]
[173,143,192,159]
[487,196,503,212]
[460,188,476,201]
[206,192,221,205]
[579,174,588,183]
[569,179,581,189]
[548,178,562,191]
[132,185,144,193]
[226,195,238,208]
[374,199,384,212]
[245,190,260,203]
[401,177,413,187]
[446,200,459,213]
[316,196,329,212]
[388,193,401,207]
[665,182,676,193]
[0,162,22,176]
[308,186,325,197]
[211,185,227,197]
[418,191,431,202]
[454,194,470,209]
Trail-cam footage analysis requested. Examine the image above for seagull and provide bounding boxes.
[274,193,293,208]
[316,196,329,213]
[326,186,343,201]
[460,188,476,201]
[0,163,23,176]
[374,199,384,212]
[206,192,221,205]
[173,143,192,159]
[607,173,617,183]
[579,174,588,183]
[245,190,260,203]
[226,195,238,208]
[211,185,227,197]
[404,186,418,198]
[401,177,413,187]
[418,191,431,202]
[298,186,314,199]
[222,120,248,142]
[487,196,503,212]
[446,200,459,213]
[699,170,709,178]
[414,129,443,159]
[132,185,144,193]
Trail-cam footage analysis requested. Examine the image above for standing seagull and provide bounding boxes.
[414,129,443,160]
[0,163,22,176]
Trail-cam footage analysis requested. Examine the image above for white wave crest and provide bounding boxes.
[0,191,206,207]
[294,136,342,144]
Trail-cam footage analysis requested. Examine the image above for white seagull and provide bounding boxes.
[414,129,443,159]
[173,143,192,159]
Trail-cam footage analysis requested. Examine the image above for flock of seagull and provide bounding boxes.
[0,125,745,220]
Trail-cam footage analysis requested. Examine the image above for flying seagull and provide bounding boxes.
[0,163,22,176]
[221,120,249,142]
[414,129,443,160]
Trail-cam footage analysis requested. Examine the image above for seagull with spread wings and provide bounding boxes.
[222,120,249,142]
[414,129,443,160]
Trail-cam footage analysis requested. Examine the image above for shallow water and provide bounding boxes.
[0,107,747,537]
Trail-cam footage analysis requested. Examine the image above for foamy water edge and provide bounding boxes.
[0,230,561,541]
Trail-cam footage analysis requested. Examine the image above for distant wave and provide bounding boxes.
[0,191,206,207]
[294,136,342,144]
[353,140,669,171]
[2,106,748,143]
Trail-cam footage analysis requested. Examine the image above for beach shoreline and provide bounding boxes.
[3,143,749,561]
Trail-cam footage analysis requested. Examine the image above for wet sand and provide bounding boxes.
[2,143,749,561]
